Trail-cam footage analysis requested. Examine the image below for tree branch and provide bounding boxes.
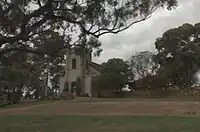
[26,16,50,34]
[0,47,48,56]
[96,16,151,37]
[0,0,54,46]
[38,0,42,7]
[0,35,29,47]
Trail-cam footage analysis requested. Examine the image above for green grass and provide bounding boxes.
[0,115,200,132]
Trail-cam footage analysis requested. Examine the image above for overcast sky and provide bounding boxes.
[93,0,199,63]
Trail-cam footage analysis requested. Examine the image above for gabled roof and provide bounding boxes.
[89,62,101,72]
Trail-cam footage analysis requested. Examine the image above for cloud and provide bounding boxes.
[93,0,198,63]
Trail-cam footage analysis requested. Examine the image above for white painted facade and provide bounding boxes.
[59,47,100,96]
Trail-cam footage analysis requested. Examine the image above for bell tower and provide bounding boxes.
[59,46,93,95]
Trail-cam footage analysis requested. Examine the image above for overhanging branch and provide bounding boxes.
[0,47,48,56]
[95,16,151,37]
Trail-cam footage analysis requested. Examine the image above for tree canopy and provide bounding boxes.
[155,22,200,88]
[129,51,158,79]
[0,0,177,56]
[95,58,133,92]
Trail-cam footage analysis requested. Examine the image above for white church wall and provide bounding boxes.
[85,76,92,97]
[66,53,82,92]
[59,47,100,96]
[67,54,81,69]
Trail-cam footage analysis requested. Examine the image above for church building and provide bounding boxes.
[59,46,101,97]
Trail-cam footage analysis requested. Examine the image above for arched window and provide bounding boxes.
[72,58,76,69]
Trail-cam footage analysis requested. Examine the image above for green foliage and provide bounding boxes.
[0,50,41,87]
[76,35,103,57]
[0,0,177,55]
[155,22,200,88]
[33,31,66,55]
[130,51,158,79]
[96,58,133,92]
[86,36,102,57]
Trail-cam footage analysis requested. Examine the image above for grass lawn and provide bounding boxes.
[0,115,200,132]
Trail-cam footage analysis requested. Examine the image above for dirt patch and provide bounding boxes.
[1,100,200,116]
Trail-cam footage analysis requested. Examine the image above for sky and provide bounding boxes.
[93,0,200,63]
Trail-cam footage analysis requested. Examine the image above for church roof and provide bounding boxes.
[89,62,101,72]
